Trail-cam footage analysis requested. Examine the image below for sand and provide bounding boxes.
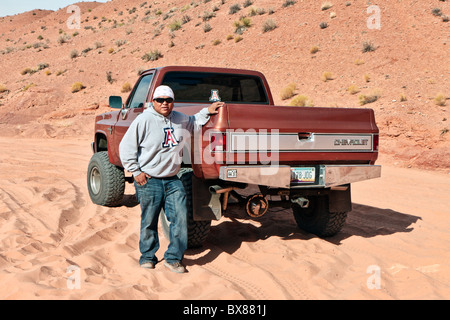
[0,137,449,300]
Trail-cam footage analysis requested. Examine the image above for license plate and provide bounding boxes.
[290,167,316,183]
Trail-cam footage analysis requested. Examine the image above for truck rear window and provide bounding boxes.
[161,71,269,104]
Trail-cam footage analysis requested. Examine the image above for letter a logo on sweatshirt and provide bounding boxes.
[162,127,179,148]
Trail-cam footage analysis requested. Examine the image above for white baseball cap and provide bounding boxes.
[152,85,175,100]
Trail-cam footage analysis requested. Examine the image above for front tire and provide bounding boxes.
[292,195,347,237]
[160,168,211,248]
[87,151,125,206]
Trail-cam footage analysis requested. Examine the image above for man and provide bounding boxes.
[119,85,224,273]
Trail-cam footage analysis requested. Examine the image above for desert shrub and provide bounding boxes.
[108,47,115,54]
[347,85,360,95]
[203,23,212,32]
[354,58,365,65]
[234,35,243,43]
[249,7,265,16]
[115,39,127,47]
[168,20,182,31]
[432,8,442,16]
[57,35,70,44]
[0,84,9,93]
[106,71,114,84]
[45,70,51,76]
[82,47,92,55]
[282,0,297,8]
[362,41,376,52]
[21,68,34,75]
[94,42,103,49]
[70,49,79,59]
[23,83,35,91]
[434,93,447,106]
[321,71,334,82]
[240,17,252,27]
[226,34,234,40]
[321,2,333,10]
[182,15,191,24]
[280,83,297,100]
[229,4,241,14]
[289,95,314,107]
[364,74,371,82]
[310,46,319,54]
[212,39,221,46]
[262,19,277,32]
[121,82,132,93]
[243,0,253,7]
[71,82,86,93]
[202,11,216,21]
[319,22,328,29]
[37,63,49,70]
[359,91,381,105]
[234,17,252,34]
[142,50,163,61]
[400,94,407,102]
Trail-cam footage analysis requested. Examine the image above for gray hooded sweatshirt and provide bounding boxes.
[119,106,210,178]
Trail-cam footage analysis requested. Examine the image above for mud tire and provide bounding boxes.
[87,151,125,207]
[292,195,347,237]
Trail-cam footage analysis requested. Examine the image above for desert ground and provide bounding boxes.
[0,137,449,300]
[0,0,449,300]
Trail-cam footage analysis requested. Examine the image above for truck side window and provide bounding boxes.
[128,74,153,108]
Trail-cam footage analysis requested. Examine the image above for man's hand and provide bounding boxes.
[208,102,225,114]
[135,172,151,186]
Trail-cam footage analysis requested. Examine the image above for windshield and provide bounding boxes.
[161,71,269,104]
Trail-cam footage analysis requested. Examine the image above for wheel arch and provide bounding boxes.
[94,131,108,153]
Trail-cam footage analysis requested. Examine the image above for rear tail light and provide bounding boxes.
[373,134,379,151]
[210,132,227,152]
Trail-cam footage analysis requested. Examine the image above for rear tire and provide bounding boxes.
[87,151,125,207]
[292,195,347,237]
[160,168,211,248]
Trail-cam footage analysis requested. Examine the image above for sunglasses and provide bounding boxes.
[154,97,174,104]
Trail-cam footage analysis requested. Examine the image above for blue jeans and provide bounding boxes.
[134,176,188,265]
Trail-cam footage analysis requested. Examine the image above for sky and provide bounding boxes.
[0,0,108,17]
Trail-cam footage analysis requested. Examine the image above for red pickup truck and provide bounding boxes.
[87,66,381,247]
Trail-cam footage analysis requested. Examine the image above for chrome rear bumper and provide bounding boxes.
[219,165,381,189]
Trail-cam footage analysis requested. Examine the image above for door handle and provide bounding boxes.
[298,132,312,140]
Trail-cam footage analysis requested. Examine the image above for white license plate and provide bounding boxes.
[291,167,316,183]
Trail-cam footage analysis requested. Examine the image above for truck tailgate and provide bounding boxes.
[226,104,378,134]
[198,104,379,180]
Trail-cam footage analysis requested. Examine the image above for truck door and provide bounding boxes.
[109,73,154,166]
